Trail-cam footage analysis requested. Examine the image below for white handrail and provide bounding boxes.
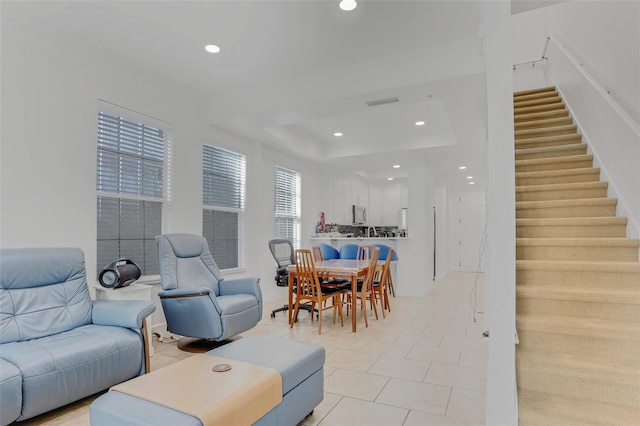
[549,35,640,136]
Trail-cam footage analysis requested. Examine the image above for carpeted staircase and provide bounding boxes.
[514,87,640,425]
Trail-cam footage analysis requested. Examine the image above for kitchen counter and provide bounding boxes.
[310,236,408,240]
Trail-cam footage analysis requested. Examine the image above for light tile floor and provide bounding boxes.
[19,272,486,426]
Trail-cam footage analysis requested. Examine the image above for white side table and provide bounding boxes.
[95,284,154,357]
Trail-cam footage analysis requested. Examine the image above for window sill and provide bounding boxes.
[136,275,162,285]
[221,267,247,276]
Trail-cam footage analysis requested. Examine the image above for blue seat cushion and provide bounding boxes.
[207,335,324,395]
[0,324,143,420]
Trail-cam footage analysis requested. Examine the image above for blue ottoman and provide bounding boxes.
[90,336,325,426]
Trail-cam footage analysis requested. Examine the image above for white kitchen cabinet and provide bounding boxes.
[351,178,368,208]
[401,185,408,209]
[368,186,382,226]
[382,186,402,226]
[370,185,402,225]
[333,174,347,224]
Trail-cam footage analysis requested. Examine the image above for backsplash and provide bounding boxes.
[321,224,401,238]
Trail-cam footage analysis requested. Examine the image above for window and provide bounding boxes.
[202,145,246,270]
[274,166,301,248]
[96,110,165,277]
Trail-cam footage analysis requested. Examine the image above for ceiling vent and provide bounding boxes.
[365,97,399,107]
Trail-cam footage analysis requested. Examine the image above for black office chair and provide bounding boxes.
[268,239,314,319]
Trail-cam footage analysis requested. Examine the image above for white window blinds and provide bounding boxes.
[202,145,245,270]
[274,166,301,248]
[96,111,164,276]
[203,145,245,209]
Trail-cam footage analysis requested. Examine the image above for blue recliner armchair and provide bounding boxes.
[156,233,262,343]
[0,247,155,425]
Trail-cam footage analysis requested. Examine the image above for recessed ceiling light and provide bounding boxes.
[339,0,357,11]
[469,182,475,185]
[334,132,343,137]
[415,121,425,126]
[393,165,400,169]
[458,166,467,170]
[467,176,473,179]
[205,44,220,54]
[387,177,394,181]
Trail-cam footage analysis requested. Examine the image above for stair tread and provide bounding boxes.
[517,350,640,381]
[518,390,640,426]
[516,260,640,273]
[517,217,627,225]
[515,117,572,128]
[514,96,562,108]
[515,133,582,147]
[516,154,593,166]
[516,181,607,192]
[514,86,557,97]
[514,101,565,113]
[515,110,569,123]
[517,284,640,304]
[516,197,616,208]
[516,167,599,178]
[516,237,639,247]
[515,143,585,155]
[516,124,577,134]
[516,314,640,339]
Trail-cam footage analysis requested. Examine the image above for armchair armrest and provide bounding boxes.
[92,300,156,329]
[159,287,222,314]
[219,277,261,298]
[219,277,263,317]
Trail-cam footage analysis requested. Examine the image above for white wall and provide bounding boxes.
[0,22,327,307]
[483,1,518,424]
[549,1,639,120]
[396,167,433,296]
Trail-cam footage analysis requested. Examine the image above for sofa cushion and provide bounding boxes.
[0,359,21,426]
[207,335,325,395]
[0,247,92,343]
[0,324,143,421]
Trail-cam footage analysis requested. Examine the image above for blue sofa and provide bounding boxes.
[0,248,155,425]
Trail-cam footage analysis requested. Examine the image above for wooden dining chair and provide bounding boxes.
[292,249,346,334]
[346,247,380,328]
[373,247,393,318]
[312,245,347,289]
[312,245,324,262]
[356,244,373,260]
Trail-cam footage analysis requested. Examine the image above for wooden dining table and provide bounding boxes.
[287,258,382,333]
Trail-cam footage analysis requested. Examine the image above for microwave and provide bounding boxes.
[353,205,367,225]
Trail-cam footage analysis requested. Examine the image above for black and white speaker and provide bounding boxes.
[98,259,141,289]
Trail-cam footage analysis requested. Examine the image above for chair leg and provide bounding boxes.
[388,274,395,297]
[370,291,379,320]
[383,285,390,312]
[377,286,386,319]
[317,300,323,335]
[332,298,337,323]
[291,302,300,328]
[337,295,344,327]
[361,294,369,328]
